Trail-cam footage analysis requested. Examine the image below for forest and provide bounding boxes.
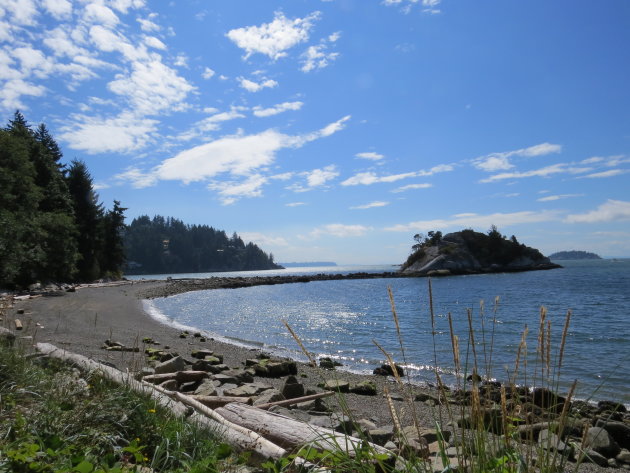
[123,216,281,275]
[0,112,280,288]
[0,112,125,288]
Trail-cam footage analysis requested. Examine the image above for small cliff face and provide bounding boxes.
[401,230,560,276]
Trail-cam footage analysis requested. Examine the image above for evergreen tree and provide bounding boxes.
[66,159,104,281]
[101,200,127,277]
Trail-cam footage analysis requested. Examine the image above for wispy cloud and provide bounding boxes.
[287,165,339,192]
[253,101,303,117]
[355,151,384,161]
[391,183,432,193]
[385,209,560,232]
[300,31,340,72]
[565,200,630,223]
[238,77,278,92]
[350,201,390,209]
[537,194,583,202]
[226,11,321,60]
[286,202,306,207]
[310,223,372,238]
[473,142,562,172]
[578,169,629,179]
[239,232,289,247]
[342,164,453,186]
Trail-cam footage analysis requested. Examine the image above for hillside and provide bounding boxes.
[401,228,560,275]
[549,250,602,260]
[124,216,282,275]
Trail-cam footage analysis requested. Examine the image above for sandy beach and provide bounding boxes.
[5,280,436,428]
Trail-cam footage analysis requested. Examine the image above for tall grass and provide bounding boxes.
[276,279,598,473]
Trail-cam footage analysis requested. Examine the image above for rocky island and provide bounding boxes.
[549,250,602,260]
[401,227,561,275]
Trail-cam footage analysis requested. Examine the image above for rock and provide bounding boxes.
[159,379,178,391]
[373,363,404,377]
[319,357,342,369]
[596,420,630,450]
[355,419,378,434]
[154,355,186,374]
[254,359,297,377]
[192,359,224,373]
[319,379,350,393]
[585,426,621,458]
[194,380,218,396]
[350,381,377,396]
[253,389,285,406]
[295,397,327,412]
[0,327,16,346]
[538,429,574,458]
[532,387,565,413]
[368,429,394,446]
[191,349,214,359]
[401,425,450,444]
[224,385,260,397]
[282,375,305,399]
[598,400,627,414]
[213,373,239,385]
[309,413,353,434]
[179,381,200,393]
[617,449,630,464]
[223,368,254,384]
[580,449,610,467]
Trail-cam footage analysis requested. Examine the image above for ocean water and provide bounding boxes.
[144,260,630,403]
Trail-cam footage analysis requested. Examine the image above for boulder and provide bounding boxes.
[320,379,350,393]
[224,384,261,397]
[310,413,353,434]
[319,357,342,369]
[350,381,377,396]
[596,420,630,450]
[282,375,305,399]
[194,380,218,396]
[0,327,16,346]
[253,389,285,407]
[373,363,404,377]
[585,426,621,458]
[154,355,186,374]
[191,349,214,359]
[538,429,574,458]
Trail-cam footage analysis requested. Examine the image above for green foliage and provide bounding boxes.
[0,112,126,287]
[124,215,281,274]
[0,343,234,473]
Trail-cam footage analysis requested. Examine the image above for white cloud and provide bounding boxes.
[578,169,629,179]
[384,0,442,14]
[42,0,72,19]
[208,174,269,205]
[114,166,158,188]
[137,16,160,32]
[202,67,215,79]
[59,112,158,153]
[144,35,166,50]
[537,194,583,202]
[253,101,303,117]
[226,11,321,60]
[481,163,588,183]
[83,3,119,27]
[286,202,306,207]
[310,224,372,238]
[342,164,452,186]
[356,151,384,161]
[238,77,278,92]
[385,210,560,232]
[301,43,339,72]
[391,183,433,193]
[0,0,38,26]
[305,165,339,187]
[473,142,562,172]
[239,232,289,248]
[565,200,630,224]
[350,201,390,209]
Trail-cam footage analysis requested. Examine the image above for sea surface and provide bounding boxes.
[137,260,630,404]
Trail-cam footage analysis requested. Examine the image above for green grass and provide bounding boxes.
[0,342,240,472]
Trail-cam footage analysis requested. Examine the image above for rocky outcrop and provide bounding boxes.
[401,230,561,275]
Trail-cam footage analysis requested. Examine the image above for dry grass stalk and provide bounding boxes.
[558,309,572,370]
[282,319,317,367]
[383,386,402,434]
[500,385,510,449]
[546,319,552,376]
[466,308,479,378]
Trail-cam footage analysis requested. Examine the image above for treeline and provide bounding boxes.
[0,112,126,288]
[124,216,281,274]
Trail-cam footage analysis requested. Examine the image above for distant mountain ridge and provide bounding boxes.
[549,250,602,260]
[279,262,338,267]
[401,228,560,275]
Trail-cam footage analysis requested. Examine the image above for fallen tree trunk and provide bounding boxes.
[256,390,334,410]
[215,402,391,457]
[188,395,252,408]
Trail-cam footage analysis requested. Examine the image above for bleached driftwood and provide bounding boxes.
[189,395,252,408]
[256,390,335,410]
[142,371,209,384]
[36,343,287,462]
[216,402,392,457]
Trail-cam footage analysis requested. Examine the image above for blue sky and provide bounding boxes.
[2,0,629,264]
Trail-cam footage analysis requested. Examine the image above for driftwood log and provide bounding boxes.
[188,395,252,408]
[142,371,209,384]
[216,402,392,457]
